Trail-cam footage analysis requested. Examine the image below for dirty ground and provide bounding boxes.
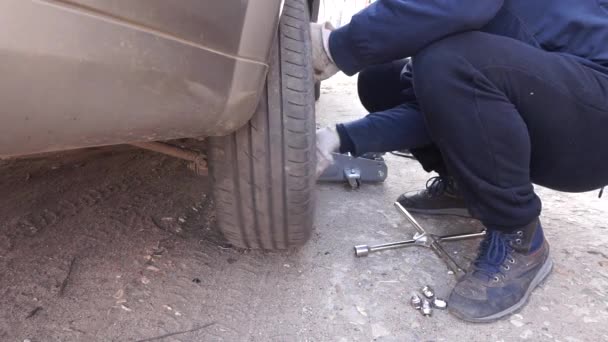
[1,74,608,341]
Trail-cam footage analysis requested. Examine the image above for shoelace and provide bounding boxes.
[425,176,453,197]
[472,230,515,280]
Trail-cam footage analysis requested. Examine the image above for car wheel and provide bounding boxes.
[208,0,316,249]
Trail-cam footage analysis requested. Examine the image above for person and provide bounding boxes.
[311,0,608,323]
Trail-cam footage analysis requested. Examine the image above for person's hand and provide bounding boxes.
[311,22,340,82]
[316,126,341,177]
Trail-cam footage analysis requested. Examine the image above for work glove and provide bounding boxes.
[316,126,341,177]
[311,22,340,82]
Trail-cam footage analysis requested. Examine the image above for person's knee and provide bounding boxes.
[413,32,494,121]
[357,60,408,113]
[356,67,383,111]
[413,31,489,95]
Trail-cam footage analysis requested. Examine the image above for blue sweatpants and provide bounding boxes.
[338,32,608,231]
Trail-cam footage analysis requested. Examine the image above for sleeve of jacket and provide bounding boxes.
[329,0,504,75]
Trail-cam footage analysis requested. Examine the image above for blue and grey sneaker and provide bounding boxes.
[449,219,553,323]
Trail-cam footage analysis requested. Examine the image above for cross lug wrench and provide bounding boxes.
[354,202,486,278]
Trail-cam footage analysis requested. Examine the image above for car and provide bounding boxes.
[0,0,320,250]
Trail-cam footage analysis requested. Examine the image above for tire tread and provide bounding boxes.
[208,0,315,249]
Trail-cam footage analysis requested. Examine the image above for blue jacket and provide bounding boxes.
[329,0,608,75]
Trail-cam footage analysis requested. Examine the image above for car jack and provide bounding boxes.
[354,202,486,279]
[317,152,388,189]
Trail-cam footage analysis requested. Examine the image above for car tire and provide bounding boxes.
[208,0,316,250]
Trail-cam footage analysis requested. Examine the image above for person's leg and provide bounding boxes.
[412,31,608,322]
[316,59,472,215]
[336,103,430,155]
[315,59,437,174]
[337,59,432,155]
[350,61,472,216]
[314,59,430,174]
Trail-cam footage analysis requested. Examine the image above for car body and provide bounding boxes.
[0,0,318,158]
[1,0,321,250]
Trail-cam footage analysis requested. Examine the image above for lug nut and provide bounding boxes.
[432,298,448,310]
[421,299,433,316]
[421,285,435,299]
[410,294,422,310]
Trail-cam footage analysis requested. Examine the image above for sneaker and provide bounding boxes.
[449,219,553,323]
[397,176,471,217]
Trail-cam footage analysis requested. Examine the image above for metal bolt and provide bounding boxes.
[421,299,433,316]
[410,294,422,310]
[432,298,448,310]
[421,285,435,299]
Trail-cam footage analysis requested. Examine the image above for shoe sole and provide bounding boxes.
[406,207,473,219]
[450,255,554,323]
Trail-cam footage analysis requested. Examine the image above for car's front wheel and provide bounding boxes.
[208,0,316,249]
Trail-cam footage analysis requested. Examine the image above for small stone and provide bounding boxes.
[24,339,32,342]
[565,336,584,342]
[510,318,525,328]
[178,217,186,223]
[356,305,368,317]
[113,289,124,299]
[120,305,132,312]
[520,329,533,339]
[540,306,549,311]
[141,276,150,285]
[283,264,291,268]
[146,265,160,272]
[174,311,182,317]
[583,316,599,323]
[371,323,390,338]
[163,305,173,311]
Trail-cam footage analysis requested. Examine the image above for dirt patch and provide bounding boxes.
[0,147,226,341]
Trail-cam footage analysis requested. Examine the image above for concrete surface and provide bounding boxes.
[1,74,608,341]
